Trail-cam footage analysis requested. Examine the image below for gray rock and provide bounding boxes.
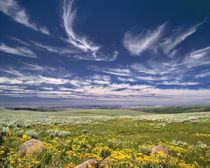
[151,146,168,158]
[18,139,44,155]
[100,157,114,167]
[74,159,98,168]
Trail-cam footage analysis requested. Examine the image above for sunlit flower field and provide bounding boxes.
[0,108,209,167]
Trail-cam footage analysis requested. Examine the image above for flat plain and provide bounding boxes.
[0,106,209,167]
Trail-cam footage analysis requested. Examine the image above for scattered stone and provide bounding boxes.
[151,146,168,158]
[18,139,44,155]
[74,159,98,168]
[100,157,114,167]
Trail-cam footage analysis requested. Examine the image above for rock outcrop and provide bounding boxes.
[18,139,44,155]
[151,146,168,158]
[100,157,114,167]
[74,159,98,168]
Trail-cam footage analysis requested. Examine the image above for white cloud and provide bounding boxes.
[161,21,204,55]
[0,75,70,86]
[122,21,205,57]
[41,87,54,91]
[0,68,25,77]
[0,77,24,84]
[90,66,131,77]
[72,50,118,62]
[91,75,111,85]
[0,67,209,105]
[131,61,183,76]
[111,50,119,61]
[195,71,210,78]
[183,46,210,68]
[159,81,199,86]
[0,68,112,88]
[62,0,118,62]
[131,63,157,75]
[0,85,25,91]
[90,63,198,87]
[0,43,37,58]
[22,63,56,71]
[130,59,203,85]
[123,23,165,56]
[0,67,73,86]
[135,76,169,81]
[40,27,50,35]
[189,46,210,59]
[3,1,117,62]
[62,0,100,53]
[34,84,210,104]
[32,41,78,54]
[118,77,136,82]
[0,0,50,35]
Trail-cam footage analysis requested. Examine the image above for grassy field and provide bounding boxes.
[132,105,210,114]
[0,106,209,167]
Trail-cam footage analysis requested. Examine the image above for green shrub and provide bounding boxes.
[25,130,39,138]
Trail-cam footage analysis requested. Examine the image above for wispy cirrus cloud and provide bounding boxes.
[63,0,99,53]
[123,21,205,57]
[90,66,131,77]
[89,56,207,87]
[90,51,209,86]
[2,84,210,106]
[0,73,70,85]
[21,63,58,72]
[161,21,204,56]
[72,50,118,62]
[159,81,199,86]
[129,45,210,85]
[32,41,78,55]
[2,0,118,62]
[0,67,110,87]
[0,43,37,58]
[195,71,210,78]
[189,46,210,59]
[123,23,166,56]
[183,46,210,68]
[40,27,50,35]
[62,0,118,62]
[0,66,209,105]
[0,0,50,35]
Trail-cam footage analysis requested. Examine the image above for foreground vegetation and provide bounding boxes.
[0,107,209,167]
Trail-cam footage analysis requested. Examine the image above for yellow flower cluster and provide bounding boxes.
[0,126,208,168]
[194,133,210,137]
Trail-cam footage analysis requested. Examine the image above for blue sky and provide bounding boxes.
[0,0,210,106]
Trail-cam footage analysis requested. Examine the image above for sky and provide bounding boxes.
[0,0,210,107]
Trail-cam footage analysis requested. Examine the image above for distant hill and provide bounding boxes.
[132,105,210,114]
[5,105,210,114]
[6,107,61,112]
[5,105,122,112]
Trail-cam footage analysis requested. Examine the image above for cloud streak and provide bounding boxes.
[161,21,204,55]
[62,0,118,62]
[0,65,209,105]
[189,46,210,59]
[123,23,165,56]
[32,41,78,54]
[0,0,50,35]
[0,43,37,58]
[62,0,100,53]
[90,66,131,77]
[183,46,210,68]
[0,0,118,62]
[123,21,205,57]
